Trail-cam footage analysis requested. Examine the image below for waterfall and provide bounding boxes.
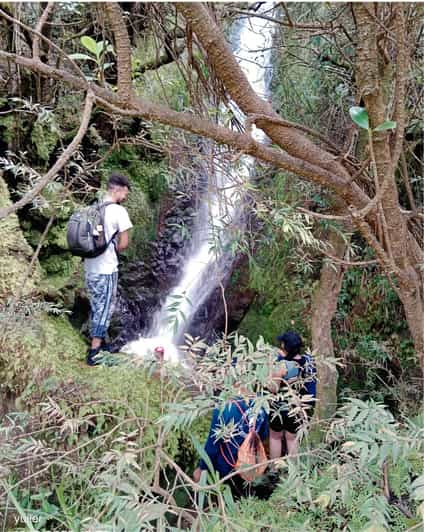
[123,4,274,362]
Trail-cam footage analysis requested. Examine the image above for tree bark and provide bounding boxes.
[104,3,133,104]
[311,228,346,421]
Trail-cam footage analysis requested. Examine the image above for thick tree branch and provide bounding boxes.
[246,113,341,154]
[0,49,371,215]
[176,2,351,181]
[0,91,94,220]
[32,2,54,61]
[104,2,133,104]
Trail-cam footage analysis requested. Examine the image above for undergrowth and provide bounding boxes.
[0,308,422,530]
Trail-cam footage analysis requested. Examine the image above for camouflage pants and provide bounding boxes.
[85,272,118,339]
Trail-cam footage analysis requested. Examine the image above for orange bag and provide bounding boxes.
[235,429,268,482]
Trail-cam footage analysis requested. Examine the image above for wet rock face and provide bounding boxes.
[184,252,256,344]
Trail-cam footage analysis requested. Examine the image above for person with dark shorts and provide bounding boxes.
[268,331,317,458]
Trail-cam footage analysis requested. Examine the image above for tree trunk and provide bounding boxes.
[311,228,346,421]
[354,3,424,375]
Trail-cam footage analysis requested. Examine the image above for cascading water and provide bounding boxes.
[124,4,274,362]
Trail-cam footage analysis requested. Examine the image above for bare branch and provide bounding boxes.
[400,151,418,214]
[296,207,348,221]
[32,2,54,61]
[0,6,87,82]
[322,249,378,267]
[0,91,95,221]
[231,8,329,31]
[281,3,294,27]
[349,206,400,278]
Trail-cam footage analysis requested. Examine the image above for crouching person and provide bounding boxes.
[193,398,268,498]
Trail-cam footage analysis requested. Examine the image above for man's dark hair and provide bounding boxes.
[107,173,131,190]
[276,331,303,358]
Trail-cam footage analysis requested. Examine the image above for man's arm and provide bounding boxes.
[117,230,129,252]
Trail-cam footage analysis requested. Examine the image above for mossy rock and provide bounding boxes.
[0,174,41,298]
[2,310,207,474]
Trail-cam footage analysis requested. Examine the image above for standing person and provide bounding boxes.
[268,331,317,458]
[85,173,133,366]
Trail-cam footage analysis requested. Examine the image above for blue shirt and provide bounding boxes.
[198,399,268,478]
[276,353,317,400]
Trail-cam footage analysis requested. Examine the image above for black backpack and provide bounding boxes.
[66,201,118,258]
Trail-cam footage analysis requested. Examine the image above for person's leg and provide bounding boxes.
[284,430,299,456]
[269,429,284,460]
[99,271,118,351]
[91,337,102,350]
[85,273,117,362]
[228,476,247,499]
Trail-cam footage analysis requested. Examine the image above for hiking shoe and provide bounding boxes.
[86,347,102,366]
[101,342,113,352]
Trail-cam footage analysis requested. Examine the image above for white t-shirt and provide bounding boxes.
[84,201,133,275]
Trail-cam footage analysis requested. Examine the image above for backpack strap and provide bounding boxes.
[220,441,237,468]
[99,202,120,255]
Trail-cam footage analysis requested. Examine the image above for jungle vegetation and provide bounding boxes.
[0,2,422,531]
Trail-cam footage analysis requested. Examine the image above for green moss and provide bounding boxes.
[31,112,61,162]
[238,241,311,345]
[1,309,205,473]
[0,175,41,298]
[101,145,169,202]
[0,114,24,144]
[98,146,166,259]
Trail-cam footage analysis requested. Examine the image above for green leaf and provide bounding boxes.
[374,120,397,132]
[411,473,424,502]
[2,482,37,532]
[68,53,96,62]
[191,435,214,474]
[222,484,235,511]
[349,106,370,130]
[80,36,98,56]
[96,40,105,57]
[198,470,207,510]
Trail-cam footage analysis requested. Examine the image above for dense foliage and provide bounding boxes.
[0,2,422,531]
